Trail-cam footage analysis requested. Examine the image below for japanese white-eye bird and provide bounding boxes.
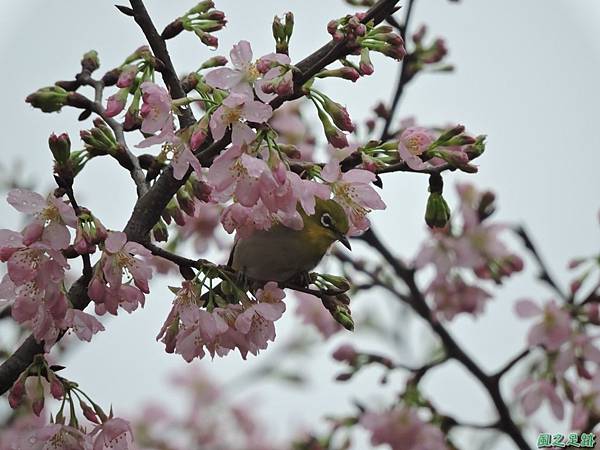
[229,198,351,283]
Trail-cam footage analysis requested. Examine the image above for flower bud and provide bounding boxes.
[81,50,100,74]
[191,178,213,202]
[317,108,348,149]
[189,0,215,14]
[194,29,218,48]
[105,88,129,117]
[425,192,451,229]
[320,274,351,292]
[26,86,68,113]
[80,400,100,424]
[152,219,169,243]
[332,344,358,363]
[8,375,26,409]
[322,97,355,132]
[48,372,64,400]
[199,56,228,70]
[31,378,45,416]
[162,18,184,40]
[177,189,196,217]
[116,65,137,88]
[359,48,374,75]
[49,133,71,164]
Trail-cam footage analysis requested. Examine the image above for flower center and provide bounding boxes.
[223,105,243,125]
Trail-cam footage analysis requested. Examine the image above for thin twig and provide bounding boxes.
[351,227,531,450]
[493,348,531,380]
[380,0,416,140]
[514,225,567,301]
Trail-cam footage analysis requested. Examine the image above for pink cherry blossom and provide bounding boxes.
[65,308,105,342]
[209,93,272,146]
[135,114,178,148]
[515,298,572,351]
[397,127,461,172]
[207,145,268,205]
[88,231,152,316]
[234,282,286,351]
[360,406,448,450]
[105,89,128,117]
[21,423,89,450]
[254,53,293,103]
[205,40,259,99]
[514,377,564,420]
[7,189,76,250]
[139,81,172,134]
[90,417,134,450]
[220,201,273,238]
[427,275,491,320]
[180,202,223,254]
[320,161,386,235]
[295,292,342,338]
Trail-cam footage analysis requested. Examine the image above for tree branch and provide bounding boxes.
[0,0,402,396]
[354,228,531,450]
[380,0,416,140]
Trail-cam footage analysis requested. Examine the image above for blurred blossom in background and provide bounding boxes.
[0,1,599,449]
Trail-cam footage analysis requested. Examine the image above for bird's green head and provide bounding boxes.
[302,198,351,250]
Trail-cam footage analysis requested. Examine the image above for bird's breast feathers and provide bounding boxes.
[231,225,334,283]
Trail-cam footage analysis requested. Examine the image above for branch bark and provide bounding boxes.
[357,228,531,450]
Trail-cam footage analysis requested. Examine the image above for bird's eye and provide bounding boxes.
[320,213,333,228]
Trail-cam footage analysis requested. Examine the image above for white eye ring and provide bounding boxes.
[321,213,333,228]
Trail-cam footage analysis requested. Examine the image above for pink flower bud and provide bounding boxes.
[8,379,25,409]
[48,372,65,400]
[332,344,357,363]
[116,65,137,88]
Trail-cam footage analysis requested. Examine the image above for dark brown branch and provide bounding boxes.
[0,0,401,397]
[380,0,416,140]
[129,0,196,129]
[514,226,567,302]
[356,228,531,450]
[493,348,531,380]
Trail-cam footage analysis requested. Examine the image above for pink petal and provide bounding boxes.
[242,100,272,123]
[255,302,285,321]
[231,122,256,146]
[209,106,227,141]
[7,189,46,214]
[514,299,541,318]
[230,40,253,69]
[321,161,341,183]
[522,388,543,415]
[105,232,127,253]
[204,67,244,89]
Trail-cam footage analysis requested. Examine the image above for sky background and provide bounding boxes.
[1,1,599,449]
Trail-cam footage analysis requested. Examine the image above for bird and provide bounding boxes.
[229,198,351,283]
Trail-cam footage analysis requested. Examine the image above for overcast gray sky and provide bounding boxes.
[1,1,599,449]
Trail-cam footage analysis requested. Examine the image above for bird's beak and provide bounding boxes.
[338,234,352,251]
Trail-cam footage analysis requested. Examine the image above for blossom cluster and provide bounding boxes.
[157,279,286,361]
[415,183,524,319]
[0,190,104,349]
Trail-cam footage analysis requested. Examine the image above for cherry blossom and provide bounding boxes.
[295,292,342,338]
[139,81,172,134]
[360,406,448,450]
[65,309,105,342]
[21,423,89,450]
[205,40,260,99]
[209,93,272,146]
[7,189,76,250]
[514,377,564,420]
[88,231,152,316]
[320,161,386,235]
[90,417,134,450]
[515,298,572,351]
